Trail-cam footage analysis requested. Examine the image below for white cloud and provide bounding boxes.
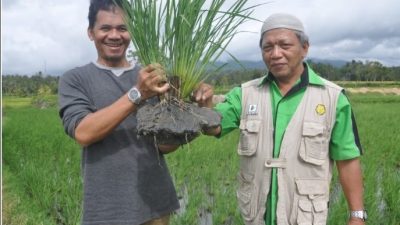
[2,0,400,75]
[2,0,95,75]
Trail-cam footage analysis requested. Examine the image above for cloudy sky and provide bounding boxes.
[2,0,400,76]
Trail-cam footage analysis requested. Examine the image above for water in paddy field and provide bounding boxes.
[175,183,215,225]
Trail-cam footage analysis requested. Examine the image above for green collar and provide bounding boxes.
[259,63,325,87]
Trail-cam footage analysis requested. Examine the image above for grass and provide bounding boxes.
[2,92,400,224]
[166,131,242,224]
[2,165,55,225]
[2,96,32,108]
[326,93,400,224]
[2,105,82,225]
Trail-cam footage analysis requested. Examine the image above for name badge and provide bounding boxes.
[247,104,258,115]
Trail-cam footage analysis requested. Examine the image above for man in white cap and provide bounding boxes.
[205,13,366,225]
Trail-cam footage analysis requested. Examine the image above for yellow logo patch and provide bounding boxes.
[315,104,326,115]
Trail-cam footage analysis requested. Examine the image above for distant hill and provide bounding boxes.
[306,58,348,68]
[211,58,348,71]
[2,58,350,77]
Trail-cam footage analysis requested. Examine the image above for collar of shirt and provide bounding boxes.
[257,62,325,97]
[93,61,136,77]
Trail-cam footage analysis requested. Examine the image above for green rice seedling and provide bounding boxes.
[2,96,32,108]
[5,93,398,223]
[327,93,400,224]
[3,107,82,225]
[120,0,261,99]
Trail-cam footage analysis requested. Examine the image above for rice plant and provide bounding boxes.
[120,0,260,99]
[3,94,400,224]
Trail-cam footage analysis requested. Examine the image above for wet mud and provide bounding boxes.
[136,98,221,145]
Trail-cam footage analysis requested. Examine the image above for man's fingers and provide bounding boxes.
[194,84,213,101]
[143,64,156,73]
[153,83,170,93]
[148,73,166,86]
[201,88,213,100]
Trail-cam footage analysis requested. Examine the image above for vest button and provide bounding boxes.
[266,160,272,165]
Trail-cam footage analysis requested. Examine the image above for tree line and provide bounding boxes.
[209,60,400,88]
[2,72,59,97]
[2,60,400,97]
[309,60,400,81]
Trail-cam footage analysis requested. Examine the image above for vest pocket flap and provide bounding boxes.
[313,200,327,212]
[296,179,327,196]
[238,120,261,156]
[298,200,312,212]
[237,190,251,204]
[302,122,324,136]
[238,172,254,182]
[240,120,261,133]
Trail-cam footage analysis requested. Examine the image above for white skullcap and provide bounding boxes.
[259,13,305,46]
[261,13,305,34]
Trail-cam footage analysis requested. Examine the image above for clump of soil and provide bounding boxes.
[136,98,221,145]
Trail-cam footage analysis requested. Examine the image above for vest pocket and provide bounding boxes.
[295,179,328,225]
[299,122,329,166]
[312,200,328,225]
[297,200,312,225]
[236,172,258,221]
[238,120,261,156]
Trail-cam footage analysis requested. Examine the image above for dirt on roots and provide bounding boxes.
[136,98,221,145]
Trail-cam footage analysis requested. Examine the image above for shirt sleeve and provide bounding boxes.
[214,86,242,137]
[329,92,362,160]
[58,70,97,139]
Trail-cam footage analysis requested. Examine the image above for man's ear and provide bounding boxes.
[302,42,309,58]
[87,28,94,41]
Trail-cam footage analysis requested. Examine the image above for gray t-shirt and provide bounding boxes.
[58,62,179,225]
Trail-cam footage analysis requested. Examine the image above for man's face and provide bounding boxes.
[261,28,308,81]
[88,7,131,67]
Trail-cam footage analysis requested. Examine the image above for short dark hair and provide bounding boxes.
[88,0,123,29]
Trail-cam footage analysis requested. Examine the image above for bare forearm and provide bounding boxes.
[337,158,364,211]
[73,65,171,147]
[75,94,136,146]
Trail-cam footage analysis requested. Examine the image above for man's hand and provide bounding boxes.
[190,82,222,136]
[191,82,214,108]
[348,218,365,225]
[135,64,170,100]
[158,144,179,154]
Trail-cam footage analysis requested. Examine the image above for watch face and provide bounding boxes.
[128,87,141,104]
[129,89,139,99]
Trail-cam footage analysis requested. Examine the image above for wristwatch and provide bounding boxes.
[127,87,142,105]
[350,210,367,221]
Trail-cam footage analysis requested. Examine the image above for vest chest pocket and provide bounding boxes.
[238,120,261,156]
[299,122,329,166]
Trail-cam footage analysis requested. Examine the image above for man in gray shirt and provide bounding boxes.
[58,0,181,224]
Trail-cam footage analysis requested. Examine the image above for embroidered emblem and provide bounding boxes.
[248,104,258,115]
[315,104,326,115]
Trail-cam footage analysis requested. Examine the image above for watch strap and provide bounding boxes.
[350,210,367,221]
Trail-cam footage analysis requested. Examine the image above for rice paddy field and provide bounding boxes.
[2,91,400,225]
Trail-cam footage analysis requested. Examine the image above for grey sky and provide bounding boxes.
[2,0,400,76]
